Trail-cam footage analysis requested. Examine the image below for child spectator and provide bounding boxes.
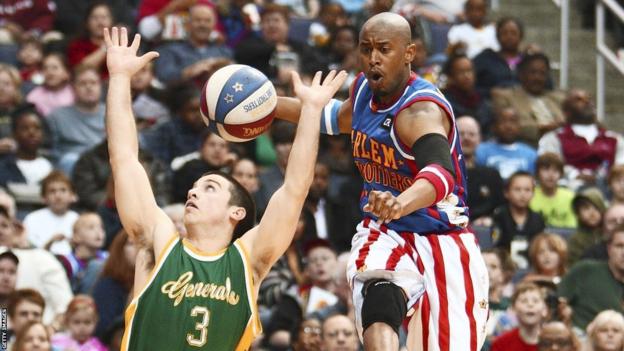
[0,107,53,215]
[52,295,107,351]
[491,282,548,351]
[12,321,52,351]
[447,0,499,59]
[476,107,538,180]
[567,188,606,265]
[493,172,546,260]
[609,165,624,206]
[58,213,107,294]
[16,38,44,87]
[530,153,577,229]
[524,233,568,283]
[26,53,75,117]
[23,171,78,256]
[585,310,624,351]
[482,249,515,349]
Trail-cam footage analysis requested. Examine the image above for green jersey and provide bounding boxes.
[122,236,261,351]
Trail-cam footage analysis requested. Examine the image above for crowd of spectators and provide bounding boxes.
[0,0,624,350]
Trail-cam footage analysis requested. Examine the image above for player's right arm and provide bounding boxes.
[104,27,175,256]
[275,94,353,134]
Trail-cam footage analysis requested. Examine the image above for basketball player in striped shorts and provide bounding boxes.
[276,12,489,351]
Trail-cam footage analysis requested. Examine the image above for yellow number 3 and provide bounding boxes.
[187,306,210,347]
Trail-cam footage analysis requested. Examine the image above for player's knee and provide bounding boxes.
[361,280,407,335]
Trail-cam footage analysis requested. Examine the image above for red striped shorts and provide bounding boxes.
[346,218,489,351]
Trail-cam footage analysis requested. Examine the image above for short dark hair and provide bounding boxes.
[0,206,9,220]
[10,104,44,132]
[536,152,564,173]
[505,171,534,190]
[203,171,256,243]
[261,3,290,22]
[8,289,45,318]
[517,52,550,74]
[41,170,74,197]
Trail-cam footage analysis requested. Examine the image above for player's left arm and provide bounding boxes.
[364,101,457,223]
[241,70,347,281]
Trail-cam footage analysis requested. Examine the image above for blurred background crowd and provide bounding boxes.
[0,0,623,350]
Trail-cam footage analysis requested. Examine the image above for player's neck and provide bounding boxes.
[186,224,232,252]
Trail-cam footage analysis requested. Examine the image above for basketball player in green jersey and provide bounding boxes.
[103,27,347,351]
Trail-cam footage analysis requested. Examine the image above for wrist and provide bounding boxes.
[108,74,132,82]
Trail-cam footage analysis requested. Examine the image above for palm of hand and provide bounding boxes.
[292,70,347,108]
[106,46,143,76]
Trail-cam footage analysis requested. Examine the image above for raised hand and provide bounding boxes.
[291,70,347,109]
[363,190,403,224]
[104,27,159,78]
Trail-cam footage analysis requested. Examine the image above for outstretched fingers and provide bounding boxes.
[120,27,128,47]
[140,51,160,65]
[103,28,112,47]
[111,27,119,46]
[130,33,141,52]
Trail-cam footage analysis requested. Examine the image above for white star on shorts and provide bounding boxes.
[224,94,234,103]
[232,82,244,92]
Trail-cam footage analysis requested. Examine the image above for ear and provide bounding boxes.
[230,206,247,222]
[404,42,417,65]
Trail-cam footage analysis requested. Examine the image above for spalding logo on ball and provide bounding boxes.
[200,64,277,142]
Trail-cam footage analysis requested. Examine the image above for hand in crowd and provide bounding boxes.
[0,137,16,154]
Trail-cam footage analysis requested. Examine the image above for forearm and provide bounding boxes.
[396,179,436,216]
[80,48,107,70]
[275,96,302,124]
[107,75,139,161]
[283,104,321,193]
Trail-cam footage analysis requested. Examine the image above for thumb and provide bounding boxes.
[140,51,159,65]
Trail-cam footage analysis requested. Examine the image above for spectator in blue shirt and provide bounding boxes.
[476,107,538,179]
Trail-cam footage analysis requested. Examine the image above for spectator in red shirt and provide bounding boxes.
[0,0,55,41]
[66,1,113,80]
[491,282,548,351]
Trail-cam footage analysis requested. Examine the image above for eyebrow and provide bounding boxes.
[204,179,222,189]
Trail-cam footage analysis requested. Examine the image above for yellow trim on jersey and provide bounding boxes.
[121,233,180,351]
[182,238,228,258]
[233,239,262,350]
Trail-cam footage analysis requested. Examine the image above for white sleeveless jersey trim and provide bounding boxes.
[353,78,368,111]
[233,240,262,335]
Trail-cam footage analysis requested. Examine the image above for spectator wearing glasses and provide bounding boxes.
[537,321,579,351]
[293,317,322,351]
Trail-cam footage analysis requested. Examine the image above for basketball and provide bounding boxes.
[200,64,277,142]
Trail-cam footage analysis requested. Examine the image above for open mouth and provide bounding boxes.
[368,71,383,83]
[185,201,198,210]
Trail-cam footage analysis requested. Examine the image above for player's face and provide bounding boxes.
[12,301,43,333]
[21,323,51,351]
[322,315,359,351]
[0,258,17,296]
[513,290,547,327]
[185,175,236,226]
[359,26,414,99]
[67,309,97,343]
